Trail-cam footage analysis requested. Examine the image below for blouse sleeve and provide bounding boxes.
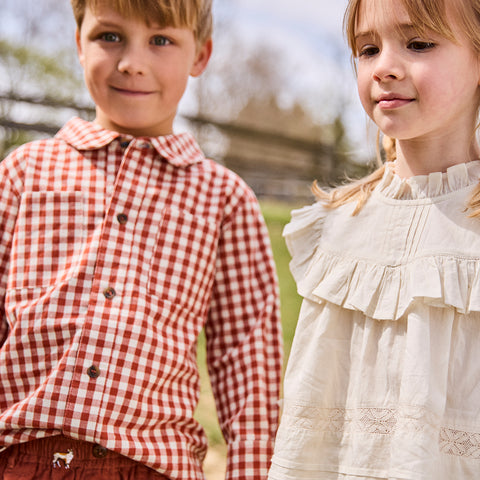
[283,201,327,285]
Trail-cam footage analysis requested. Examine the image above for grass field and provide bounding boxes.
[195,200,305,479]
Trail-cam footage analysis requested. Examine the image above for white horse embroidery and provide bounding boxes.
[52,449,74,469]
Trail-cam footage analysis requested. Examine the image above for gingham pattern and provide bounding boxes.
[0,117,283,480]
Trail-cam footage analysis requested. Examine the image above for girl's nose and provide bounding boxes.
[372,49,404,82]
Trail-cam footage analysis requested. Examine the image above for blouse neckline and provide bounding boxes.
[376,161,480,200]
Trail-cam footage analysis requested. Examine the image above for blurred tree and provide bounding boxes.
[0,0,87,157]
[187,22,293,158]
[0,39,83,98]
[194,20,290,120]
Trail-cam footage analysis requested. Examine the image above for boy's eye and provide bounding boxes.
[408,40,435,51]
[152,36,171,46]
[101,32,120,42]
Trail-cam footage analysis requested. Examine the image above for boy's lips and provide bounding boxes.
[375,93,414,109]
[111,86,154,96]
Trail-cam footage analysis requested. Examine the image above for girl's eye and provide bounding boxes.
[408,40,435,51]
[358,45,379,58]
[152,36,171,46]
[101,32,120,42]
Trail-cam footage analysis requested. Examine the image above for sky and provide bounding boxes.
[224,0,348,39]
[214,0,356,110]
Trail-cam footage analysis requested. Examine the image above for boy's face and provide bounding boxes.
[76,2,212,137]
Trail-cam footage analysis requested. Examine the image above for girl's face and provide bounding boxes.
[355,0,480,146]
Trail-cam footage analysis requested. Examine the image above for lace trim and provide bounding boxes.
[440,427,480,460]
[282,405,480,459]
[282,405,424,435]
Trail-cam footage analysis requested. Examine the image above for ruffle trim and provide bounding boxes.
[295,250,480,320]
[376,160,480,200]
[284,199,480,321]
[283,202,327,284]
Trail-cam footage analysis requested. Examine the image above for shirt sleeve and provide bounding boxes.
[0,153,22,347]
[205,189,283,480]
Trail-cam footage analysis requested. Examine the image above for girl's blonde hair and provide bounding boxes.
[70,0,213,45]
[315,0,480,216]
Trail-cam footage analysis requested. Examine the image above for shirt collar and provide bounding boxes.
[56,117,206,167]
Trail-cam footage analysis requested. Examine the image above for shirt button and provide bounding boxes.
[117,213,128,225]
[120,140,130,148]
[87,365,100,379]
[103,287,116,300]
[92,444,108,458]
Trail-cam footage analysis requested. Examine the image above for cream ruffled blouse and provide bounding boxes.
[269,162,480,480]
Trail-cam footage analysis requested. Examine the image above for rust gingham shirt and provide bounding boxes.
[0,117,283,479]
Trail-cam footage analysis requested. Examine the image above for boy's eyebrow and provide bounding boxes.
[88,16,173,32]
[87,16,123,29]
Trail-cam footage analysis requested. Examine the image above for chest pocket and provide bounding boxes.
[147,207,219,315]
[9,191,86,290]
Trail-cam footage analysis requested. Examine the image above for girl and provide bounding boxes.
[268,0,480,478]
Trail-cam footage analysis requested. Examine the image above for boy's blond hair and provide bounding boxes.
[315,0,480,217]
[70,0,213,45]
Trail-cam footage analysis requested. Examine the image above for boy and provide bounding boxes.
[0,1,283,479]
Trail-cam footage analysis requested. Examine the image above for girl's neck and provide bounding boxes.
[394,137,480,179]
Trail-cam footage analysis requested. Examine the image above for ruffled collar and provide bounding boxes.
[376,161,480,200]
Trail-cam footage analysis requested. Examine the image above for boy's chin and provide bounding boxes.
[94,117,173,137]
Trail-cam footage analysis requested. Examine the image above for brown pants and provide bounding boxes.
[0,435,170,480]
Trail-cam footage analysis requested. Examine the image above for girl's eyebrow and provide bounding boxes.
[355,30,375,42]
[355,22,418,41]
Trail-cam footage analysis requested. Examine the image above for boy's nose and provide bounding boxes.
[117,46,147,75]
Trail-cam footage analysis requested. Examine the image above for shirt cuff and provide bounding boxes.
[225,438,274,480]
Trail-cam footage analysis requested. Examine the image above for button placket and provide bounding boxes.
[87,365,100,379]
[103,287,116,300]
[116,213,128,225]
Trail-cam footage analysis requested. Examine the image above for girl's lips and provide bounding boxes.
[376,94,414,109]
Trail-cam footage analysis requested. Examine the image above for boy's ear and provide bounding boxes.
[75,28,85,68]
[190,38,213,78]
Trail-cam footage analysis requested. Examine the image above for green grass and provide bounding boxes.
[195,200,304,457]
[261,200,303,361]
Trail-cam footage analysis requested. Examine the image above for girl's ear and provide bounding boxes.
[476,54,480,86]
[190,38,213,78]
[76,29,85,68]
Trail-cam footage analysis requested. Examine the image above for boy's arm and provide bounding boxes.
[205,195,283,480]
[0,157,21,346]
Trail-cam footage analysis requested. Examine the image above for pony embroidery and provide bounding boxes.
[52,449,74,469]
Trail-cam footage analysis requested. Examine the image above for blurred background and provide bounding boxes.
[0,0,377,199]
[0,0,377,477]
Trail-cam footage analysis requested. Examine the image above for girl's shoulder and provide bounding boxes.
[283,201,331,287]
